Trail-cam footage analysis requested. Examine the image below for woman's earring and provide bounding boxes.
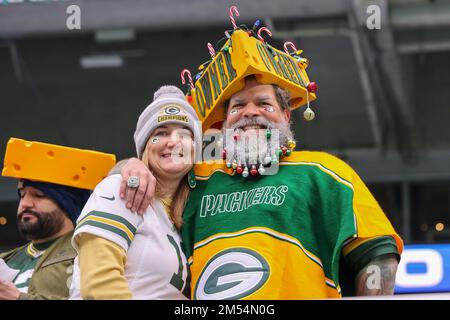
[187,169,196,189]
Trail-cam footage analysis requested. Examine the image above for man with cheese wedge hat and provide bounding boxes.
[0,138,115,300]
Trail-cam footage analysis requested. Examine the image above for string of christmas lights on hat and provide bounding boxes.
[180,5,318,122]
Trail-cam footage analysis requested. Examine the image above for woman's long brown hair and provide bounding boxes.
[141,142,191,230]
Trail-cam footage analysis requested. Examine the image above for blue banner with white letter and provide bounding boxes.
[395,244,450,293]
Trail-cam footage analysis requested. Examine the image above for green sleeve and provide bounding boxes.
[344,236,400,274]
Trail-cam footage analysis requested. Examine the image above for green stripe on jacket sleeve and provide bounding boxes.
[82,210,137,234]
[76,219,133,247]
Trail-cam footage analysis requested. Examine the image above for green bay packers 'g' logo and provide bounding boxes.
[164,105,181,115]
[194,248,269,300]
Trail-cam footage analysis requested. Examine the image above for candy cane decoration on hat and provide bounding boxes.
[181,69,194,90]
[207,42,216,58]
[257,27,272,42]
[229,6,239,30]
[284,41,298,55]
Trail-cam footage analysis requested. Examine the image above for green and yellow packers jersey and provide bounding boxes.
[6,240,55,294]
[181,151,403,299]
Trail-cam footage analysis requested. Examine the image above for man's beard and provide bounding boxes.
[17,208,67,241]
[223,116,295,168]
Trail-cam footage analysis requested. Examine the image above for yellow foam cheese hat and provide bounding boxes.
[2,138,116,190]
[188,29,317,131]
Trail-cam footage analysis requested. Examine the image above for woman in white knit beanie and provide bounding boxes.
[70,85,201,300]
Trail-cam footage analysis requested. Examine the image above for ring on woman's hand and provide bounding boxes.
[127,176,140,189]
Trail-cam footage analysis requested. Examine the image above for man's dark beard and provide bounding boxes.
[17,208,66,241]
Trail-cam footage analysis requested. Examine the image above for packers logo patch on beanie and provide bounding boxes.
[157,105,189,124]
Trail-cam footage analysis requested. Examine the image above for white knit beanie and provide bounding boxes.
[134,85,202,163]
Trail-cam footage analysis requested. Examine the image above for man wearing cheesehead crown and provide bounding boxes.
[0,138,115,300]
[119,7,402,299]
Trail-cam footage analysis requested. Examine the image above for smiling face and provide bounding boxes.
[144,123,195,181]
[224,77,291,132]
[221,78,296,167]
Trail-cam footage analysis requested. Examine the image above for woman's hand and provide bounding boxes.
[120,158,156,215]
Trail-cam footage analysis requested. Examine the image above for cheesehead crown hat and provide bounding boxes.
[182,9,318,131]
